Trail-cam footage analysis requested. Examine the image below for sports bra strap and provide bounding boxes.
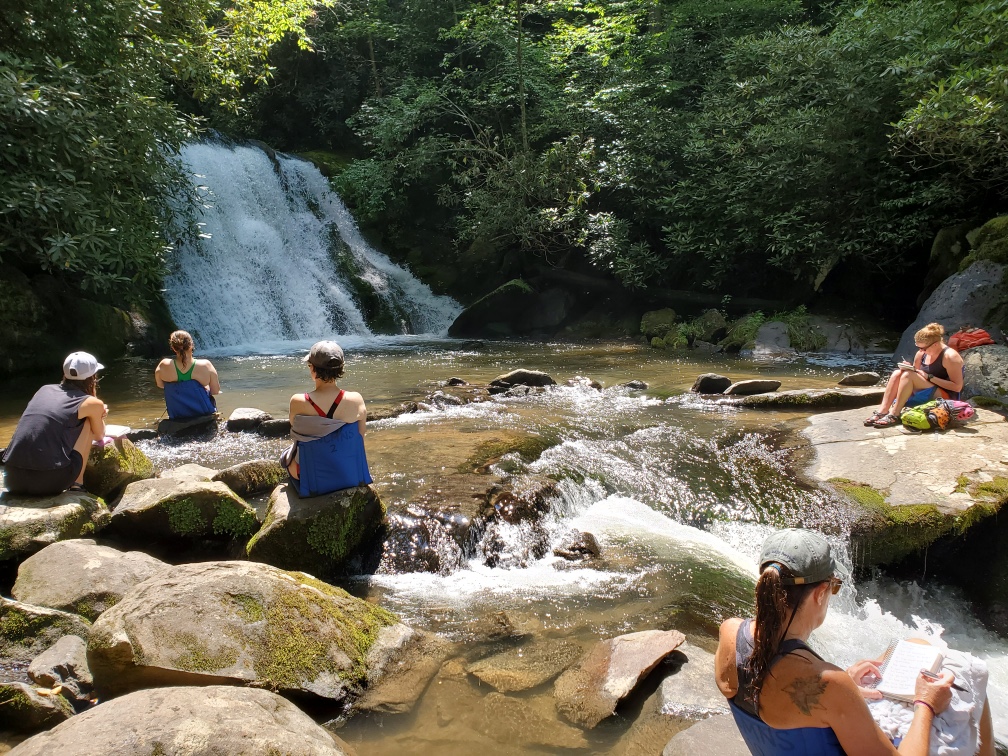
[305,389,345,418]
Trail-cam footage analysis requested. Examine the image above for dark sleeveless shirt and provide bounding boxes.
[2,384,88,471]
[921,347,951,382]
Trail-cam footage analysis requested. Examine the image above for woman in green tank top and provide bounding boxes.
[154,330,221,411]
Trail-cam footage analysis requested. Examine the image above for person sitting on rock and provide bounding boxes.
[280,340,371,497]
[716,528,995,756]
[2,352,108,495]
[155,330,220,420]
[865,322,964,428]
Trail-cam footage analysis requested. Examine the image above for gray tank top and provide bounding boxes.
[2,384,89,471]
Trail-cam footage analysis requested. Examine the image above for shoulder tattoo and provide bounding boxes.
[783,676,828,716]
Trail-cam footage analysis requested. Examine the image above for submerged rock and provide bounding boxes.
[446,377,469,386]
[622,380,649,390]
[110,476,258,543]
[12,540,166,621]
[690,374,732,394]
[0,681,74,733]
[246,484,385,577]
[355,626,451,714]
[226,407,272,432]
[475,692,589,750]
[28,634,93,707]
[467,639,582,692]
[0,491,110,562]
[554,629,686,728]
[553,529,601,561]
[86,560,400,701]
[838,371,881,387]
[0,598,92,669]
[490,369,557,388]
[212,459,287,498]
[83,438,154,501]
[7,685,352,755]
[722,379,782,396]
[156,413,217,439]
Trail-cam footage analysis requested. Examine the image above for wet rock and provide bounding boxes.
[212,459,287,498]
[429,390,464,407]
[246,484,385,577]
[553,529,601,561]
[123,428,157,443]
[657,645,729,719]
[257,418,292,437]
[86,560,400,701]
[622,380,649,390]
[0,491,110,562]
[368,401,420,422]
[467,639,582,692]
[503,384,533,398]
[356,625,451,714]
[492,485,555,526]
[722,379,782,396]
[226,407,273,432]
[693,340,723,355]
[894,259,1007,360]
[567,376,603,390]
[466,611,522,642]
[156,413,217,439]
[752,322,795,357]
[0,681,74,733]
[662,714,748,756]
[377,511,460,574]
[0,598,92,669]
[716,387,883,409]
[12,540,166,621]
[110,476,258,543]
[694,309,728,342]
[554,629,687,728]
[160,463,219,482]
[691,374,732,394]
[446,377,469,386]
[838,371,881,387]
[7,685,352,755]
[962,344,1008,402]
[475,692,589,750]
[391,475,497,556]
[28,635,93,706]
[491,369,557,388]
[83,438,154,501]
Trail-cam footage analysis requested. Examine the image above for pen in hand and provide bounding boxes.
[920,668,966,692]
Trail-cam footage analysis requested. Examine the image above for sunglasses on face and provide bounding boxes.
[829,577,843,595]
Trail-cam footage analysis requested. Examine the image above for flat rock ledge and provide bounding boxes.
[7,685,351,756]
[715,387,883,410]
[802,406,1008,566]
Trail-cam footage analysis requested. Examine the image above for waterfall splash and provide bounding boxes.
[165,142,461,352]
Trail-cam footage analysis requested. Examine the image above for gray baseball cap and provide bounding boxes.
[304,340,345,369]
[759,528,849,585]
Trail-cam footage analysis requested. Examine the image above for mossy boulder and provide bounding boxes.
[0,597,92,668]
[716,387,883,409]
[961,215,1008,271]
[12,540,167,622]
[212,459,288,498]
[447,279,538,337]
[246,484,385,577]
[640,309,678,341]
[110,477,258,543]
[83,438,154,502]
[0,681,74,733]
[86,561,401,701]
[0,491,111,562]
[8,685,353,755]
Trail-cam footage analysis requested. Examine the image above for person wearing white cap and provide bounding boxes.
[715,528,995,755]
[2,352,108,495]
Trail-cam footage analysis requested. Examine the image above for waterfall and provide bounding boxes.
[165,142,461,351]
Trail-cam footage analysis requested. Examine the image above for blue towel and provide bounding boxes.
[295,422,372,497]
[164,380,217,420]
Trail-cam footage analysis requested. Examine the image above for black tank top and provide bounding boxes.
[2,384,89,471]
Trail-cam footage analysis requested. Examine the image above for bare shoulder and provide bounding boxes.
[342,390,366,407]
[196,358,218,371]
[719,617,744,640]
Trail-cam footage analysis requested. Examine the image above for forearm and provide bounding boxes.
[897,708,934,756]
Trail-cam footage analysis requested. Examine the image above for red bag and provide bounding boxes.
[949,327,995,352]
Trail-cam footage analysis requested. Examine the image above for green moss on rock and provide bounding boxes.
[640,308,678,341]
[960,215,1008,270]
[172,630,240,673]
[459,434,554,473]
[166,498,207,536]
[213,501,259,539]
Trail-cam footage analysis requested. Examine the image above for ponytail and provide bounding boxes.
[746,563,815,696]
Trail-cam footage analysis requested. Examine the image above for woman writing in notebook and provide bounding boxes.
[715,528,994,755]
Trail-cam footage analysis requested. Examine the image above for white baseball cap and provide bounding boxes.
[63,352,104,380]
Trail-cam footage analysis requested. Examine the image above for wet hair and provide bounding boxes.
[169,330,194,357]
[745,563,821,697]
[62,375,98,397]
[914,322,945,347]
[310,361,345,383]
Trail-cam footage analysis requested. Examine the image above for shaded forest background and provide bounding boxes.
[3,0,1007,320]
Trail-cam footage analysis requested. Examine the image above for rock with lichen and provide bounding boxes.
[0,491,110,562]
[12,540,166,621]
[109,476,258,543]
[0,681,74,733]
[86,561,401,702]
[0,597,92,669]
[83,438,154,502]
[246,484,385,577]
[7,685,354,755]
[212,459,287,498]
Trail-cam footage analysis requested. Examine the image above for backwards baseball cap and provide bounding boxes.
[63,351,104,381]
[759,528,848,585]
[303,340,345,369]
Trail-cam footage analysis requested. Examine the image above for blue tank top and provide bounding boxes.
[730,620,847,755]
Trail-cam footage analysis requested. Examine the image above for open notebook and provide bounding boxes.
[871,640,944,702]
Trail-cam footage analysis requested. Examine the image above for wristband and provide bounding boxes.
[913,699,936,717]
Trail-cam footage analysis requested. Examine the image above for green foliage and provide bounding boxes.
[774,306,827,351]
[960,215,1008,270]
[720,312,767,351]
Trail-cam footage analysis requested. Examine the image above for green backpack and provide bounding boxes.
[899,400,947,431]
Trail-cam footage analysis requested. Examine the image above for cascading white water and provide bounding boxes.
[165,142,461,351]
